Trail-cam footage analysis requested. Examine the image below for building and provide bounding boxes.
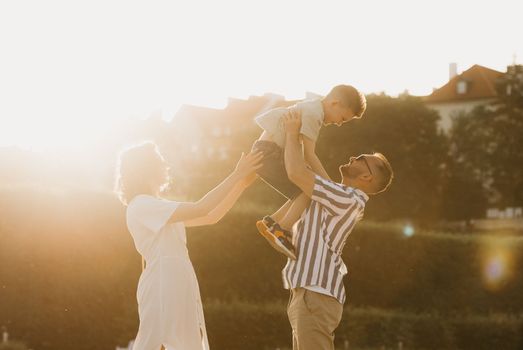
[168,93,297,162]
[161,93,303,190]
[424,64,504,132]
[486,207,523,220]
[497,63,523,107]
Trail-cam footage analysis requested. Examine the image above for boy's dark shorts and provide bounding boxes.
[251,140,302,200]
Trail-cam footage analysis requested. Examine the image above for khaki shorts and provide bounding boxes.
[287,288,344,350]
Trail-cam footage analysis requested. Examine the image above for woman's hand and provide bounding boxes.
[234,151,263,179]
[169,151,263,225]
[241,171,259,188]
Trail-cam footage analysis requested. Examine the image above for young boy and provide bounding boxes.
[252,85,366,260]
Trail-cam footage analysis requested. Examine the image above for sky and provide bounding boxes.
[1,0,522,150]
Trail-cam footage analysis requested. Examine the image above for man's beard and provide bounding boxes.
[339,165,351,180]
[340,164,360,180]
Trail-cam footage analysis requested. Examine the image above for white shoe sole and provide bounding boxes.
[256,221,296,260]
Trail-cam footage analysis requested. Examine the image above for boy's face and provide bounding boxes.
[323,100,356,126]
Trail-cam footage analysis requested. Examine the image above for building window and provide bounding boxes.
[219,146,228,160]
[212,127,222,137]
[456,80,467,94]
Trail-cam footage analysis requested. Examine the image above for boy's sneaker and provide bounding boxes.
[256,218,296,260]
[262,215,276,228]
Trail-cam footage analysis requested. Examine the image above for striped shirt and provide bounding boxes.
[282,175,368,303]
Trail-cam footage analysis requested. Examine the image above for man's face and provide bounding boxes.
[339,154,376,181]
[324,102,356,126]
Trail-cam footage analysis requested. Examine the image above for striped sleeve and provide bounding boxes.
[311,175,360,215]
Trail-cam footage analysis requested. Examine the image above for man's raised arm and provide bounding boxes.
[283,109,316,197]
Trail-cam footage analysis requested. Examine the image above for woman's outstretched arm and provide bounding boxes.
[184,172,257,227]
[168,151,262,224]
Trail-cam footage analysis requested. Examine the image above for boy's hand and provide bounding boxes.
[283,108,301,135]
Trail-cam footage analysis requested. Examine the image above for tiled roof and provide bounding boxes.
[424,64,503,103]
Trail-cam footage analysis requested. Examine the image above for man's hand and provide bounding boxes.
[283,107,315,197]
[283,107,302,135]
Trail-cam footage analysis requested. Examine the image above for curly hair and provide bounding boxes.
[114,141,166,205]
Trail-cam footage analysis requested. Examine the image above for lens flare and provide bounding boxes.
[481,245,514,292]
[403,224,415,237]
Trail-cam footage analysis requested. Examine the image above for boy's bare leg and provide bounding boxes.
[257,195,304,260]
[270,199,293,223]
[279,193,310,231]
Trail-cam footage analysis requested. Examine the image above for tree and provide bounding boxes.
[439,149,488,221]
[449,105,523,208]
[496,64,523,110]
[446,64,523,216]
[316,94,449,223]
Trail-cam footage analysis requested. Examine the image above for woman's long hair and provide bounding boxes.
[114,141,167,206]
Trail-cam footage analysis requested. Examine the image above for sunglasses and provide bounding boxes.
[355,155,372,175]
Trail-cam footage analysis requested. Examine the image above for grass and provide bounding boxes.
[205,299,523,323]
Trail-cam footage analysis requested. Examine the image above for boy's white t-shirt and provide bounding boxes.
[255,98,324,148]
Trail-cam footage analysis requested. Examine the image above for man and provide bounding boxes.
[282,109,394,350]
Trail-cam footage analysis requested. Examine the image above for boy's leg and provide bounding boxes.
[252,140,302,200]
[270,199,292,223]
[252,140,301,259]
[267,190,307,227]
[257,197,297,260]
[258,194,306,260]
[279,193,310,231]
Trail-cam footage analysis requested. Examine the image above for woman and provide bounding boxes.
[115,141,262,350]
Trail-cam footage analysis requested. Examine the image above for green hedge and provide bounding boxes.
[1,187,522,349]
[189,208,523,314]
[203,301,523,350]
[0,342,29,350]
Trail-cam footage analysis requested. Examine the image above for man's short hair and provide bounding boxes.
[328,85,367,118]
[371,152,393,194]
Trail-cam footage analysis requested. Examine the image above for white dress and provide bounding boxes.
[126,195,209,350]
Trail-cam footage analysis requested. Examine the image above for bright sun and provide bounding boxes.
[1,0,521,151]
